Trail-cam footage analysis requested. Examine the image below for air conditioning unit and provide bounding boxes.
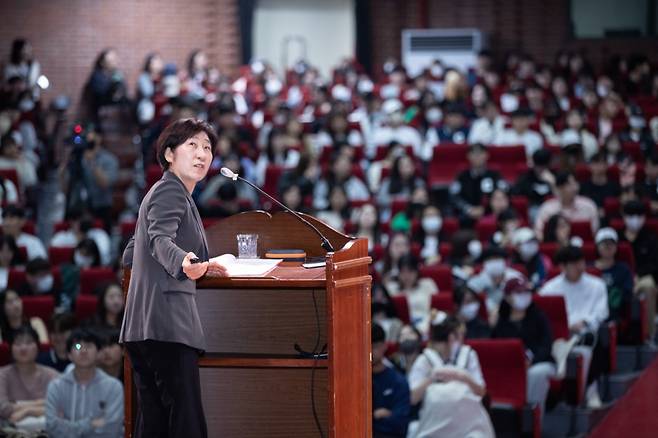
[402,28,486,76]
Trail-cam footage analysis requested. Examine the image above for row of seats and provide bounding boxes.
[19,294,98,328]
[7,267,116,295]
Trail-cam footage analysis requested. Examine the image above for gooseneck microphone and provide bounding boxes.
[220,167,335,252]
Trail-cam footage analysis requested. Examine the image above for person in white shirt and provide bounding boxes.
[534,171,599,240]
[2,206,46,261]
[49,211,111,267]
[494,107,543,159]
[539,245,608,407]
[560,109,599,160]
[369,99,427,161]
[407,312,494,438]
[468,100,506,145]
[312,153,370,211]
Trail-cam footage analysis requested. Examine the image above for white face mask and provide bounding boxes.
[74,252,94,269]
[18,98,35,113]
[459,302,480,321]
[431,64,444,77]
[425,107,443,124]
[422,216,442,234]
[629,116,646,129]
[519,241,539,261]
[36,274,54,293]
[511,292,533,311]
[483,259,506,277]
[468,240,482,259]
[624,215,645,232]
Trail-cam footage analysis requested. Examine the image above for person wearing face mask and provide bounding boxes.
[468,100,506,145]
[467,246,525,319]
[454,286,490,339]
[390,324,423,376]
[424,102,470,146]
[620,105,654,155]
[415,205,443,265]
[371,323,411,438]
[619,200,658,343]
[370,99,426,161]
[58,239,101,313]
[493,278,555,419]
[17,258,56,298]
[539,246,608,407]
[407,313,494,438]
[511,227,553,288]
[449,230,483,287]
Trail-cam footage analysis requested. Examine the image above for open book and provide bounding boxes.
[209,254,283,277]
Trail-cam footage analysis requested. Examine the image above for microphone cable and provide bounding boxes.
[310,286,326,438]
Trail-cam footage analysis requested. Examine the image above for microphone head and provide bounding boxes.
[220,167,238,181]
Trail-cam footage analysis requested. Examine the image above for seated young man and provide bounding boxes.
[407,313,494,438]
[0,325,59,433]
[539,245,609,407]
[37,312,77,372]
[372,323,410,438]
[45,328,123,438]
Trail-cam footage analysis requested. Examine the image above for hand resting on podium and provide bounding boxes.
[182,252,229,280]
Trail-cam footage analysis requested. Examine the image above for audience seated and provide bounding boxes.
[372,323,410,438]
[0,325,58,433]
[0,236,25,290]
[594,228,634,324]
[539,245,608,407]
[0,289,48,343]
[37,313,76,372]
[2,206,46,261]
[493,278,555,417]
[408,313,494,438]
[511,227,553,288]
[454,286,491,339]
[45,328,124,438]
[534,171,599,240]
[389,324,423,375]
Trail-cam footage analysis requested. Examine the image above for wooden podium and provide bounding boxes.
[123,211,373,438]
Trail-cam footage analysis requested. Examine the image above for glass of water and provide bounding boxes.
[236,234,258,258]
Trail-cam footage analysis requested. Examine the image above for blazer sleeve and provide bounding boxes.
[122,235,135,268]
[146,181,189,280]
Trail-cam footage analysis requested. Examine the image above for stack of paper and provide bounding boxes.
[209,254,282,277]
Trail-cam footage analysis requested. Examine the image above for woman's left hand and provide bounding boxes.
[182,252,208,280]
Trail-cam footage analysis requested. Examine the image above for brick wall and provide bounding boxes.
[0,0,241,108]
[368,0,657,74]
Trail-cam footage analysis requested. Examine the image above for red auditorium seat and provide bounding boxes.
[476,220,498,243]
[22,295,55,322]
[120,220,137,239]
[467,339,541,438]
[429,144,469,186]
[75,294,98,323]
[262,165,285,201]
[419,264,453,291]
[430,293,454,314]
[487,145,527,165]
[0,169,20,193]
[53,219,104,232]
[145,165,163,192]
[510,196,529,222]
[79,268,116,295]
[569,221,594,242]
[7,268,26,290]
[532,295,585,405]
[441,217,459,236]
[48,246,74,265]
[0,343,9,366]
[391,295,411,325]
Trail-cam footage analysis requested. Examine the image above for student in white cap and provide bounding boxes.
[594,227,633,324]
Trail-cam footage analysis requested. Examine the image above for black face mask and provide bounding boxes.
[399,339,420,355]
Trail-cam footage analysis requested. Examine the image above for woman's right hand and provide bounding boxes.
[182,252,208,280]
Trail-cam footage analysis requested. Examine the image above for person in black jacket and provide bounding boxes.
[493,277,555,417]
[511,148,554,219]
[454,285,491,339]
[620,200,658,342]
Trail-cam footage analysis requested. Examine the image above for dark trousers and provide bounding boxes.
[125,340,207,438]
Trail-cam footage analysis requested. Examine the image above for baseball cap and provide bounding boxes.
[595,227,618,244]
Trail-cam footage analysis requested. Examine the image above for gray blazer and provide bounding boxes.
[119,171,209,351]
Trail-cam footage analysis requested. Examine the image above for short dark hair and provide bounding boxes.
[623,199,646,216]
[2,205,25,219]
[453,285,477,307]
[532,148,551,166]
[155,118,218,170]
[8,324,39,346]
[430,315,461,342]
[67,328,102,352]
[555,171,574,187]
[50,312,77,333]
[397,253,420,271]
[555,245,584,265]
[26,257,50,275]
[372,322,386,344]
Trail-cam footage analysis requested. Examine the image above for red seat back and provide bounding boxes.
[430,293,455,314]
[75,294,98,323]
[22,295,55,322]
[0,343,10,366]
[466,339,527,409]
[533,295,570,340]
[79,268,116,295]
[391,295,411,324]
[48,246,74,266]
[419,264,453,291]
